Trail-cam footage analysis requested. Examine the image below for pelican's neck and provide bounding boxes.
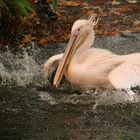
[75,31,95,55]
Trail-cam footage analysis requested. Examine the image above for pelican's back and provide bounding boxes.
[109,53,140,89]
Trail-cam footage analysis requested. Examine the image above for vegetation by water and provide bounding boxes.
[1,0,140,47]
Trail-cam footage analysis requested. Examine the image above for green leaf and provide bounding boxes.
[52,0,58,11]
[14,0,33,16]
[0,0,34,16]
[0,0,6,8]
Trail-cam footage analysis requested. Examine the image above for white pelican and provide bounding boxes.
[43,15,140,92]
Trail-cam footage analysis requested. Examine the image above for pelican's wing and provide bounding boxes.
[43,54,63,78]
[108,62,140,89]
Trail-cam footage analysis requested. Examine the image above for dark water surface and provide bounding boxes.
[0,34,140,140]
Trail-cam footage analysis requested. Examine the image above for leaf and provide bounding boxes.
[110,6,134,16]
[13,0,34,16]
[39,38,49,45]
[127,0,137,4]
[57,12,66,20]
[59,0,79,7]
[67,1,79,6]
[82,9,94,17]
[21,34,37,43]
[120,30,132,37]
[104,31,119,36]
[0,0,5,8]
[132,21,140,32]
[51,0,58,11]
[111,0,121,5]
[133,21,140,27]
[63,33,70,40]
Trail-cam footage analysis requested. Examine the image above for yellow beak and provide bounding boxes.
[53,32,86,88]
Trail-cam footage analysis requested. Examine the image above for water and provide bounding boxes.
[0,34,140,140]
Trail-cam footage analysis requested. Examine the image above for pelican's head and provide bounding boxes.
[53,15,99,88]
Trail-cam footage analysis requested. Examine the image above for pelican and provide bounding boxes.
[43,15,140,92]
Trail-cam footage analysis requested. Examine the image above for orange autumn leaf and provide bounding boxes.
[66,1,80,6]
[21,34,37,43]
[39,38,49,45]
[132,21,140,32]
[59,0,80,7]
[57,12,67,21]
[119,30,132,37]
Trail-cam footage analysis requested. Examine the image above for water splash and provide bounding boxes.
[0,41,139,106]
[0,43,43,86]
[39,88,140,107]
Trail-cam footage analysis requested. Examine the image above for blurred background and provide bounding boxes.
[0,0,140,47]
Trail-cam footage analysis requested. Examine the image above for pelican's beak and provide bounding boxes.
[53,32,87,88]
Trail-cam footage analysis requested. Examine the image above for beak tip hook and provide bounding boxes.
[53,82,58,88]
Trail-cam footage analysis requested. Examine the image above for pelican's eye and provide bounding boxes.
[78,28,80,31]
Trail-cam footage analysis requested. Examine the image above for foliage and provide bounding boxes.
[0,0,33,16]
[1,0,140,46]
[52,0,58,11]
[0,0,5,8]
[0,0,59,16]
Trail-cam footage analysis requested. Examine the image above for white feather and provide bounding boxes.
[109,54,140,89]
[43,54,63,78]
